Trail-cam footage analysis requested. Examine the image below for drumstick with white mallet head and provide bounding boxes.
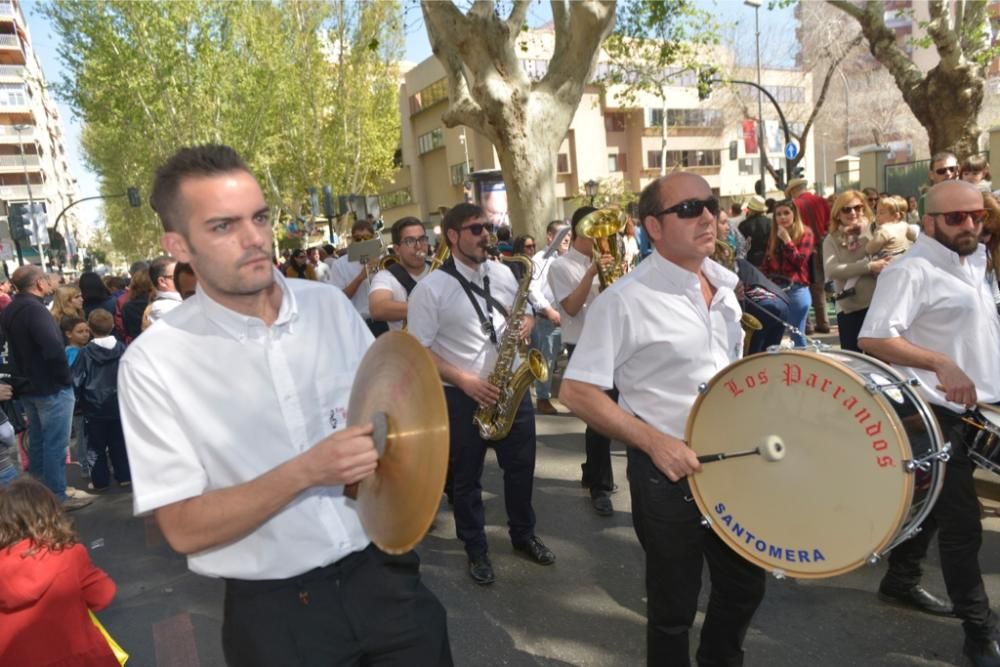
[697,435,786,464]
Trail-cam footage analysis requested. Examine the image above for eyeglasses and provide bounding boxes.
[929,209,988,226]
[523,244,535,249]
[840,204,864,215]
[654,197,720,220]
[460,222,496,236]
[934,165,958,176]
[353,233,373,242]
[398,235,429,247]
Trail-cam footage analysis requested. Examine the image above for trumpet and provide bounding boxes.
[577,207,627,291]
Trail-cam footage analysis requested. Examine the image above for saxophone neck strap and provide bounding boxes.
[438,258,508,344]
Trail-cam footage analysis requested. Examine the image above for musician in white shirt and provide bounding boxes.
[408,202,555,587]
[329,219,385,336]
[528,220,569,415]
[559,172,765,666]
[860,179,1000,666]
[368,217,431,331]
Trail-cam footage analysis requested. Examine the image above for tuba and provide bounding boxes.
[473,254,549,441]
[578,207,627,291]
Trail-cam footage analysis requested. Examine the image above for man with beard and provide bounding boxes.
[860,179,1000,667]
[119,145,451,665]
[408,203,555,586]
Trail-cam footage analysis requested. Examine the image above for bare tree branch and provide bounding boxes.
[926,1,962,69]
[799,34,865,144]
[421,2,489,132]
[827,0,864,21]
[538,0,615,105]
[507,0,531,33]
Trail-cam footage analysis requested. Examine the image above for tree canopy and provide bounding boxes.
[42,0,403,257]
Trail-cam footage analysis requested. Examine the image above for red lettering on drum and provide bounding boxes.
[820,379,832,392]
[725,380,744,397]
[872,439,888,451]
[877,456,895,467]
[842,396,858,410]
[855,408,872,424]
[806,373,818,388]
[833,385,845,399]
[783,363,801,386]
[758,370,769,385]
[865,421,882,437]
[745,375,757,389]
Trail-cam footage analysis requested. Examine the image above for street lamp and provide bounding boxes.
[745,0,766,195]
[584,179,599,206]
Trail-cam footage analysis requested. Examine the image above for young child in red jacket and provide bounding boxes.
[0,477,119,666]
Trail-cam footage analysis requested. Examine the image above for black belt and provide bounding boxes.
[224,543,375,594]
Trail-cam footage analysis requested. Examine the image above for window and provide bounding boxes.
[646,108,665,128]
[408,78,449,114]
[556,153,570,174]
[0,83,26,107]
[380,188,413,211]
[738,157,787,176]
[450,162,473,185]
[738,84,805,104]
[417,128,444,155]
[664,150,721,168]
[607,153,626,172]
[604,112,626,132]
[667,109,722,128]
[646,151,663,169]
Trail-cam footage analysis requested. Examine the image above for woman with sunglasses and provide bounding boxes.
[823,191,890,352]
[761,199,813,346]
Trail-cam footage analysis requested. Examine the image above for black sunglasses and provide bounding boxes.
[654,197,720,220]
[841,204,864,215]
[929,209,988,226]
[460,222,496,236]
[934,165,958,176]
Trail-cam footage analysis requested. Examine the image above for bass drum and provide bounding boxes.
[686,349,946,579]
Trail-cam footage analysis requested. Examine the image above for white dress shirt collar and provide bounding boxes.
[646,249,739,293]
[452,255,488,284]
[197,269,297,341]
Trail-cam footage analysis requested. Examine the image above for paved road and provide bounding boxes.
[71,408,998,666]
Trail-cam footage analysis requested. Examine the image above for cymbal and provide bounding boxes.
[346,331,449,554]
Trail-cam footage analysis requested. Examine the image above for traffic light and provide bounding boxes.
[126,187,141,208]
[8,202,27,242]
[322,185,335,219]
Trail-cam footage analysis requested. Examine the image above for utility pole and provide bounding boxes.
[13,123,45,270]
[745,0,766,195]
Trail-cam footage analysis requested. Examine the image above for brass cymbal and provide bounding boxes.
[347,331,449,554]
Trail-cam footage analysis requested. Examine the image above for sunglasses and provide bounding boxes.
[523,243,535,249]
[840,204,864,215]
[353,233,373,242]
[654,197,720,220]
[934,165,958,176]
[929,209,988,226]
[398,235,429,247]
[460,222,496,236]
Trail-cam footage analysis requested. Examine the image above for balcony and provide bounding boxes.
[0,3,18,21]
[642,126,725,138]
[0,122,32,141]
[0,33,23,65]
[0,184,35,200]
[0,153,40,171]
[0,64,23,81]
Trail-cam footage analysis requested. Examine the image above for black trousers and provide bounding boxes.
[835,308,868,353]
[85,416,130,488]
[627,448,765,667]
[444,386,537,557]
[883,407,997,641]
[221,544,452,667]
[565,344,615,497]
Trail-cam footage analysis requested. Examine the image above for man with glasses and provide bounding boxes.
[329,219,385,337]
[917,151,959,218]
[560,173,765,666]
[369,217,432,331]
[145,255,182,327]
[860,179,1000,667]
[408,202,555,586]
[548,207,618,516]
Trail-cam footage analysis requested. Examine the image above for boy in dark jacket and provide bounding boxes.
[72,309,130,490]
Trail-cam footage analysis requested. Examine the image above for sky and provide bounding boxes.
[24,0,797,236]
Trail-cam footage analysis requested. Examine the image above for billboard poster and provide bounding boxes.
[742,119,757,154]
[477,179,509,227]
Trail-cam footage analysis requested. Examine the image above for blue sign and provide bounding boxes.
[784,142,799,160]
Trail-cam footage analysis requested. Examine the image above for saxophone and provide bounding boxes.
[473,255,549,441]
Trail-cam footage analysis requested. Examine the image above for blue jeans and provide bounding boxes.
[785,285,812,348]
[530,317,561,401]
[0,465,17,486]
[21,386,74,501]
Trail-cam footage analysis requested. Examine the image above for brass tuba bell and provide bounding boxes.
[577,207,627,291]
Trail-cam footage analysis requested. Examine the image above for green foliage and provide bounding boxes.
[600,0,723,107]
[41,0,403,257]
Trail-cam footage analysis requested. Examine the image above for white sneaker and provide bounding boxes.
[66,486,97,499]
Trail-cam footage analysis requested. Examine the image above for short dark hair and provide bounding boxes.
[441,203,484,247]
[148,256,176,289]
[513,234,534,254]
[496,226,511,242]
[322,244,335,256]
[173,262,194,284]
[129,261,148,276]
[930,151,957,168]
[571,206,598,240]
[10,265,43,293]
[546,220,564,236]
[730,202,742,216]
[150,144,251,233]
[87,309,114,337]
[78,271,110,301]
[391,217,425,245]
[637,178,667,228]
[59,315,85,334]
[351,219,375,236]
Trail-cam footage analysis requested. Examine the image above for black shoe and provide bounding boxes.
[468,554,495,585]
[512,536,555,565]
[591,494,614,517]
[964,637,1000,667]
[878,585,954,617]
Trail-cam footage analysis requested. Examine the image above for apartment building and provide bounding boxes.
[0,0,80,263]
[379,27,815,227]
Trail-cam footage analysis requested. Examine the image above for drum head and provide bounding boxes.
[686,351,912,578]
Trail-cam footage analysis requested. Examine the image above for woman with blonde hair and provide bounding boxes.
[761,198,813,346]
[50,286,84,325]
[823,190,892,351]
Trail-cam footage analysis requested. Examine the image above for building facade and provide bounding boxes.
[379,28,816,229]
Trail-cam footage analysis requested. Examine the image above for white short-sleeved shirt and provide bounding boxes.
[118,271,374,580]
[368,264,430,331]
[321,256,338,284]
[529,251,558,313]
[548,247,599,344]
[563,251,742,439]
[859,234,1000,412]
[329,254,371,317]
[408,258,521,381]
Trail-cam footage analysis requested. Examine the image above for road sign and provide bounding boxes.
[784,142,799,161]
